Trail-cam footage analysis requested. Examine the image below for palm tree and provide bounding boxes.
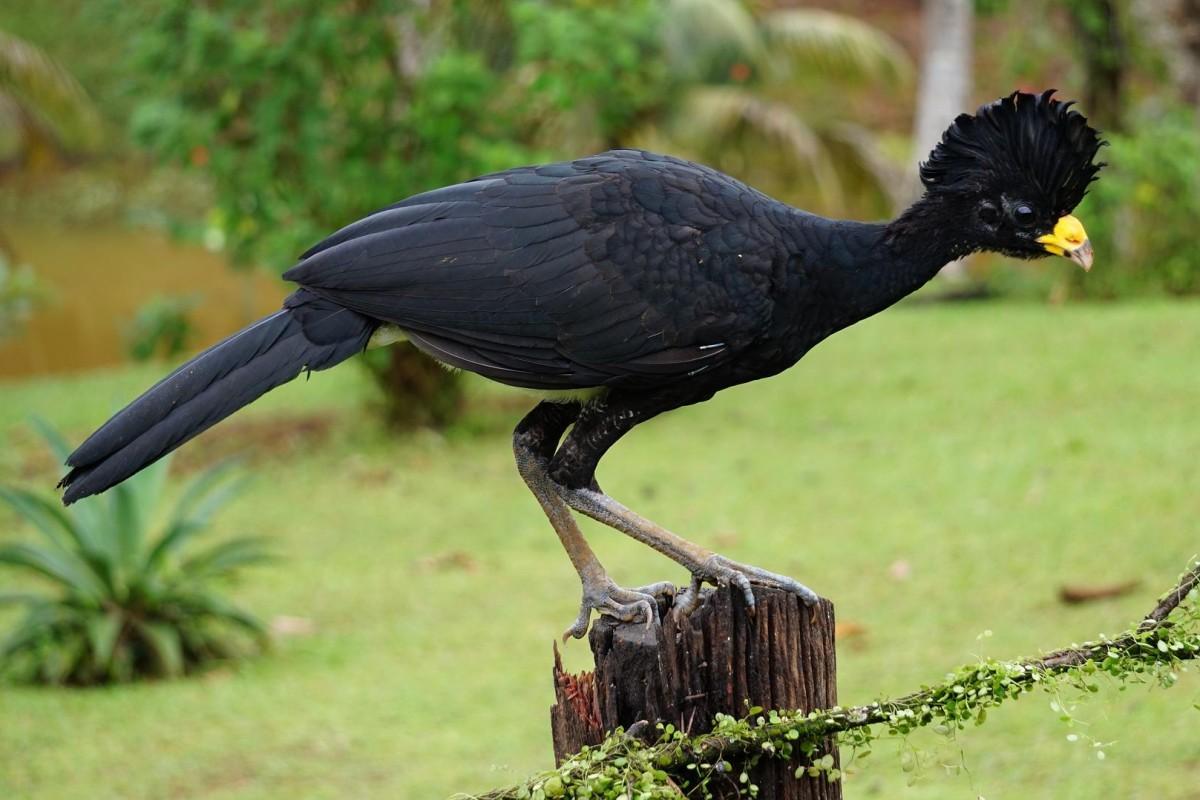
[634,0,914,217]
[0,28,102,167]
[910,0,972,278]
[909,0,972,198]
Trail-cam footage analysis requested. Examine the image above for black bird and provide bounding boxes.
[60,90,1102,637]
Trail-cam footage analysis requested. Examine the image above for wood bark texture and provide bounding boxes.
[550,586,840,799]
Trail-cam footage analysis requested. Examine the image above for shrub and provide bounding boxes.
[0,253,46,339]
[124,293,199,362]
[1070,107,1200,298]
[0,421,271,685]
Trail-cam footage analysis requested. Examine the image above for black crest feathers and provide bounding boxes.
[919,90,1105,216]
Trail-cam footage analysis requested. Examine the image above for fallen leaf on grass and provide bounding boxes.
[1058,579,1141,605]
[270,615,316,637]
[836,620,868,642]
[888,559,912,581]
[416,550,480,573]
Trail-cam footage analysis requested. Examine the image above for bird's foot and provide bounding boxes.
[563,574,675,641]
[674,554,821,616]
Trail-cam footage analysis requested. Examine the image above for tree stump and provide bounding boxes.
[550,586,840,799]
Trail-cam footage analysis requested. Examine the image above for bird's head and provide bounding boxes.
[919,90,1104,270]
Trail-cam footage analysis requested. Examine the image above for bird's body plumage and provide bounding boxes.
[287,149,932,396]
[65,149,942,504]
[58,91,1105,635]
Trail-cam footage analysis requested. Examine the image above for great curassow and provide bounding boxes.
[60,90,1103,638]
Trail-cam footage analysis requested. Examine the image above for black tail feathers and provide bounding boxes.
[59,290,376,504]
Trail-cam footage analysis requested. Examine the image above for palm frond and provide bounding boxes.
[0,485,84,552]
[145,460,245,571]
[661,0,764,76]
[0,591,47,606]
[84,610,123,670]
[0,487,125,611]
[822,121,907,211]
[682,86,844,210]
[134,619,184,677]
[0,542,107,601]
[31,417,118,555]
[761,9,913,86]
[0,29,102,153]
[179,591,268,639]
[178,536,274,583]
[29,416,73,463]
[119,457,170,554]
[0,602,78,664]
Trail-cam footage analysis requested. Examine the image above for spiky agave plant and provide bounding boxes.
[0,421,270,685]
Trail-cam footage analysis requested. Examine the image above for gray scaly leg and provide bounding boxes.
[513,403,673,639]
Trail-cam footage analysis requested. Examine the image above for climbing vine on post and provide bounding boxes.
[464,561,1200,800]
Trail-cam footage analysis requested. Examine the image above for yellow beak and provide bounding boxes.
[1037,214,1094,271]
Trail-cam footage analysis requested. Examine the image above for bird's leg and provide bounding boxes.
[548,394,821,614]
[554,487,819,613]
[513,402,673,639]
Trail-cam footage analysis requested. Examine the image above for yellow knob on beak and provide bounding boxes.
[1037,214,1094,271]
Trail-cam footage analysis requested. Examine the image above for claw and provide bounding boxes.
[729,569,755,610]
[673,576,704,616]
[565,576,675,640]
[691,554,821,609]
[563,607,593,642]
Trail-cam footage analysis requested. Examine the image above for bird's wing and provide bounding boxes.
[283,150,791,390]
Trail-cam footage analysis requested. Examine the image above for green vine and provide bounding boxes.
[464,562,1200,800]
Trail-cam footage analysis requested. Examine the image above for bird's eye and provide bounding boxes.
[1013,204,1036,227]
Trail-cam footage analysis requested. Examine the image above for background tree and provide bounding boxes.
[1131,0,1200,108]
[634,0,912,220]
[1064,0,1130,132]
[125,0,671,428]
[0,28,102,169]
[909,0,973,278]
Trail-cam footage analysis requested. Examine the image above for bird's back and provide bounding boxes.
[285,150,805,391]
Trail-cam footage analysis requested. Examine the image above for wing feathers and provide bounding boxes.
[284,150,785,390]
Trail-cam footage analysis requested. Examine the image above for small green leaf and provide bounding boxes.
[135,620,184,677]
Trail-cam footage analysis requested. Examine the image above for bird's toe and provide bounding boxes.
[693,554,822,609]
[566,576,676,640]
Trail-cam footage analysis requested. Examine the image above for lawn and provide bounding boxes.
[1,301,1198,799]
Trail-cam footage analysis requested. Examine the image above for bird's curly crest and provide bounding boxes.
[920,90,1105,216]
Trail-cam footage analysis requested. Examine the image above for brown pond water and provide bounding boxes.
[0,225,286,379]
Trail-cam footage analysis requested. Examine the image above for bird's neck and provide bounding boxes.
[881,192,976,273]
[784,194,971,323]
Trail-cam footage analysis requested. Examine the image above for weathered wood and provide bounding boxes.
[550,586,840,799]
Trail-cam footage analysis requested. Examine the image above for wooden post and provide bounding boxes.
[550,586,840,799]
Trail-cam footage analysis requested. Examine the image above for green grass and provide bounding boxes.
[2,301,1199,799]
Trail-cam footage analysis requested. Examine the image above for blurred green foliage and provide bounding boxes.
[1074,108,1200,297]
[124,294,198,362]
[0,24,103,163]
[0,422,270,685]
[0,1,137,133]
[0,250,45,339]
[119,0,674,426]
[641,1,911,218]
[2,0,1198,324]
[515,0,668,144]
[123,0,670,270]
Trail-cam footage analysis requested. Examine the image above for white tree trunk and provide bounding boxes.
[1133,0,1200,108]
[910,0,973,278]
